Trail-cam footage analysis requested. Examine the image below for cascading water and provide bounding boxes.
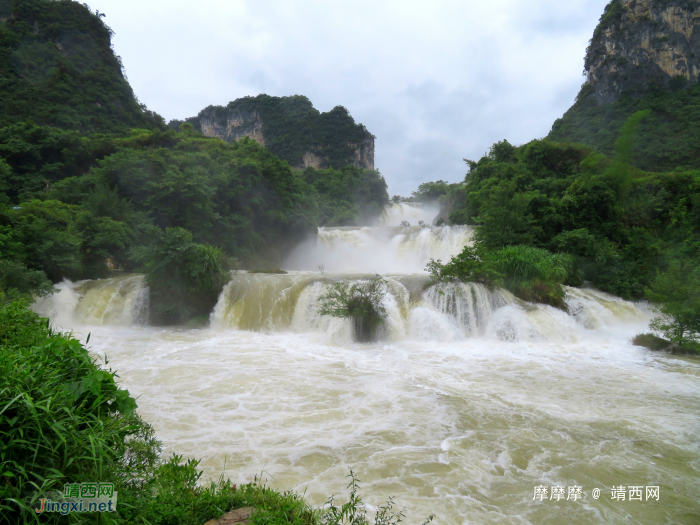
[32,203,700,524]
[32,274,149,329]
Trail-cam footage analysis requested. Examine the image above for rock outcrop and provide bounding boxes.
[176,95,375,171]
[198,107,265,147]
[585,0,700,103]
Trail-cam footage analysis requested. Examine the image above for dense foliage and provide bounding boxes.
[0,120,386,322]
[318,277,388,342]
[303,165,389,226]
[549,81,700,172]
[409,180,451,202]
[0,0,164,133]
[439,112,700,303]
[426,245,576,309]
[0,1,388,323]
[0,299,146,522]
[0,300,319,524]
[646,260,700,349]
[178,94,374,169]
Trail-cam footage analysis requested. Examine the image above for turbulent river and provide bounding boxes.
[33,203,700,524]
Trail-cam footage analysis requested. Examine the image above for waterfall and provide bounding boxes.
[31,274,149,328]
[422,281,510,337]
[29,204,653,342]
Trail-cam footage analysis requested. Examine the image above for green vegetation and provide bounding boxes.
[0,0,164,133]
[179,94,374,170]
[438,110,700,304]
[0,298,146,522]
[318,277,388,342]
[428,108,700,339]
[0,1,387,325]
[645,260,700,351]
[554,0,700,171]
[0,121,387,323]
[426,245,576,309]
[303,165,389,226]
[134,227,231,325]
[409,180,451,202]
[549,74,700,173]
[0,125,323,322]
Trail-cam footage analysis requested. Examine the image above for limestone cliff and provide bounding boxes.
[175,94,375,170]
[197,107,266,147]
[548,0,700,172]
[585,0,700,103]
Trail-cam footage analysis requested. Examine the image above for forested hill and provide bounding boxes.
[548,0,700,172]
[0,0,388,325]
[0,0,164,133]
[172,94,375,171]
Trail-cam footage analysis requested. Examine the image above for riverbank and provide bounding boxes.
[0,300,314,524]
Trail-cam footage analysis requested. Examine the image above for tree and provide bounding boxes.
[318,277,387,342]
[136,227,231,325]
[646,260,700,347]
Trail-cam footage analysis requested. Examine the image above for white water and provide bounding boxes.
[32,203,700,524]
[286,203,470,274]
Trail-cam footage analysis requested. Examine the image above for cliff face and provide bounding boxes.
[180,95,375,171]
[197,107,266,147]
[585,0,700,103]
[548,0,700,172]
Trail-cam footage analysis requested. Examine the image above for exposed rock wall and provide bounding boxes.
[185,95,375,171]
[585,0,700,103]
[352,137,375,171]
[198,107,265,147]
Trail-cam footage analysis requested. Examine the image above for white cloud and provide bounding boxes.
[88,0,608,195]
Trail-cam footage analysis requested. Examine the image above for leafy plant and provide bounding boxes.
[646,260,700,348]
[321,470,433,525]
[318,277,388,342]
[425,245,501,286]
[427,244,574,308]
[135,227,231,325]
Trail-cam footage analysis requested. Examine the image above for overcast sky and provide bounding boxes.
[87,0,608,196]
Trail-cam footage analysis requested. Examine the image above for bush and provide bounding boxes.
[425,245,501,286]
[645,260,700,347]
[318,277,387,342]
[488,245,575,308]
[632,333,671,351]
[0,258,53,301]
[0,300,145,522]
[427,244,575,309]
[135,227,232,325]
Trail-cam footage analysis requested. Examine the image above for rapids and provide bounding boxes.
[31,203,700,524]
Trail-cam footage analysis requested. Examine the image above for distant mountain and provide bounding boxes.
[0,0,162,133]
[172,94,375,170]
[549,0,700,171]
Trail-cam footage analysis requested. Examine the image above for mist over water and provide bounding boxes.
[32,203,700,524]
[286,203,470,274]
